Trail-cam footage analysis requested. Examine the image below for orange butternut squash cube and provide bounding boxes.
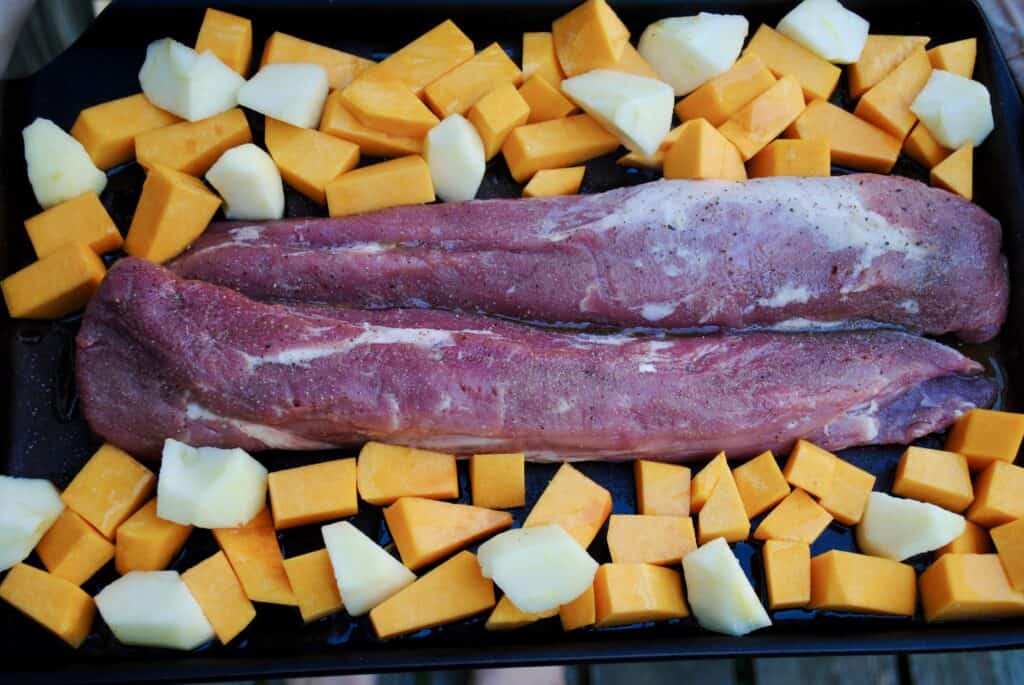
[552,0,630,77]
[663,119,747,181]
[115,499,191,574]
[522,32,565,86]
[61,444,155,539]
[467,83,531,161]
[524,463,612,548]
[718,75,805,161]
[182,550,256,644]
[326,155,434,218]
[502,114,619,183]
[754,489,832,544]
[559,585,596,631]
[733,451,791,519]
[320,91,422,157]
[967,461,1024,528]
[124,164,221,264]
[676,54,777,128]
[810,550,916,616]
[747,138,830,177]
[616,122,685,169]
[36,509,114,585]
[854,47,932,140]
[608,44,659,80]
[267,457,358,530]
[358,20,474,96]
[743,25,840,102]
[518,74,577,124]
[342,79,440,138]
[424,43,523,118]
[927,38,977,78]
[194,8,252,75]
[282,548,344,623]
[607,515,696,565]
[920,553,1024,622]
[782,440,836,499]
[135,108,252,176]
[213,508,297,606]
[786,100,901,173]
[634,460,690,516]
[264,117,359,205]
[892,446,973,512]
[356,441,458,506]
[485,595,558,630]
[763,540,810,610]
[593,563,688,627]
[24,192,122,258]
[384,497,512,570]
[469,452,526,509]
[370,551,495,639]
[849,35,931,99]
[522,166,585,198]
[71,93,181,169]
[691,452,729,514]
[1,241,106,319]
[698,468,749,544]
[930,142,973,201]
[947,409,1024,471]
[991,518,1024,591]
[0,564,94,648]
[937,520,992,556]
[261,32,374,91]
[817,456,875,526]
[904,122,951,169]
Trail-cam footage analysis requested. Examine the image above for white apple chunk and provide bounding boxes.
[0,475,64,571]
[322,521,416,616]
[561,70,674,157]
[95,571,214,650]
[424,114,485,203]
[476,525,598,614]
[237,63,329,129]
[23,118,107,209]
[205,144,285,220]
[139,38,244,122]
[776,0,869,65]
[638,13,749,96]
[910,70,994,149]
[682,537,771,637]
[856,492,965,561]
[157,439,268,529]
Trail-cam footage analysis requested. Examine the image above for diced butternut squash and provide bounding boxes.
[518,74,578,124]
[71,93,181,169]
[967,461,1024,528]
[213,508,297,606]
[326,155,434,218]
[282,548,344,623]
[467,83,531,161]
[36,509,114,585]
[743,24,840,102]
[356,442,458,506]
[849,35,930,99]
[782,440,836,499]
[123,164,221,264]
[135,108,252,176]
[342,79,439,137]
[810,550,916,616]
[181,550,256,644]
[385,497,513,570]
[470,452,526,509]
[904,121,951,169]
[261,31,374,90]
[424,43,523,118]
[267,457,358,530]
[320,91,422,157]
[616,123,686,169]
[522,166,585,198]
[817,456,875,526]
[24,192,122,258]
[264,117,359,205]
[358,20,474,96]
[754,489,832,544]
[194,8,252,75]
[937,520,992,557]
[675,54,777,128]
[698,467,750,544]
[733,451,791,519]
[608,43,659,79]
[927,38,977,78]
[787,99,901,173]
[920,553,1024,622]
[502,114,619,182]
[892,446,973,512]
[763,540,810,610]
[747,137,829,177]
[607,515,696,565]
[930,142,973,201]
[61,444,155,539]
[718,75,805,161]
[552,0,630,77]
[663,119,746,181]
[522,32,565,86]
[991,518,1024,591]
[593,563,688,627]
[523,463,612,548]
[854,47,932,140]
[1,241,106,319]
[485,595,558,630]
[0,564,94,648]
[115,498,191,574]
[948,409,1024,471]
[691,452,729,514]
[370,551,495,639]
[634,460,690,516]
[559,585,596,631]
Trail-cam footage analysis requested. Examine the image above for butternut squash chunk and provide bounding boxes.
[718,75,805,161]
[691,452,729,514]
[135,108,252,175]
[754,489,832,544]
[782,440,836,499]
[991,518,1024,591]
[485,595,558,630]
[1,241,106,319]
[36,509,115,585]
[743,24,840,102]
[320,91,423,157]
[634,460,690,516]
[267,457,358,529]
[663,119,746,181]
[342,79,440,137]
[920,553,1024,621]
[357,20,473,96]
[946,409,1024,472]
[0,564,94,648]
[936,520,992,556]
[930,141,973,201]
[523,463,612,548]
[854,47,932,139]
[261,31,373,90]
[966,461,1024,528]
[593,563,688,627]
[892,446,973,512]
[747,138,830,177]
[182,550,256,644]
[559,585,596,631]
[552,0,630,77]
[522,166,585,198]
[817,456,875,525]
[607,515,696,565]
[115,499,192,574]
[810,550,916,616]
[469,452,526,509]
[676,54,777,127]
[763,540,810,610]
[213,508,297,606]
[195,8,252,75]
[424,43,523,118]
[522,32,565,86]
[355,441,458,506]
[384,497,513,570]
[24,192,122,258]
[326,155,435,218]
[904,122,951,169]
[732,451,790,518]
[264,117,359,205]
[502,114,619,183]
[927,38,977,78]
[786,100,901,173]
[698,466,749,544]
[61,444,155,539]
[71,93,181,169]
[467,84,531,160]
[849,35,930,99]
[282,549,344,623]
[518,75,578,124]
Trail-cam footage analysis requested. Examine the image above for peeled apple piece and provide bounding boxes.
[0,475,64,571]
[682,537,771,637]
[237,63,329,129]
[910,69,994,149]
[156,438,268,528]
[321,521,416,616]
[476,525,598,614]
[95,571,214,650]
[139,38,244,122]
[776,0,869,64]
[23,118,108,209]
[855,491,965,561]
[560,70,674,157]
[205,144,285,220]
[424,114,486,203]
[638,13,749,96]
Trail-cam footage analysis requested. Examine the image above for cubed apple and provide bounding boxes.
[910,69,994,149]
[776,0,869,64]
[237,63,329,129]
[321,521,415,616]
[94,571,214,650]
[855,492,965,561]
[205,144,284,220]
[423,114,485,203]
[139,38,245,122]
[0,475,64,571]
[637,13,749,96]
[682,537,771,636]
[23,118,107,209]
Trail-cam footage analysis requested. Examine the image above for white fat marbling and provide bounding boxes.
[757,285,811,309]
[640,302,677,321]
[185,402,332,450]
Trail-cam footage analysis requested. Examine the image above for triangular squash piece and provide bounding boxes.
[384,497,512,570]
[690,452,729,514]
[930,142,973,201]
[928,38,977,78]
[698,468,750,544]
[849,35,930,98]
[523,463,612,548]
[485,594,559,630]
